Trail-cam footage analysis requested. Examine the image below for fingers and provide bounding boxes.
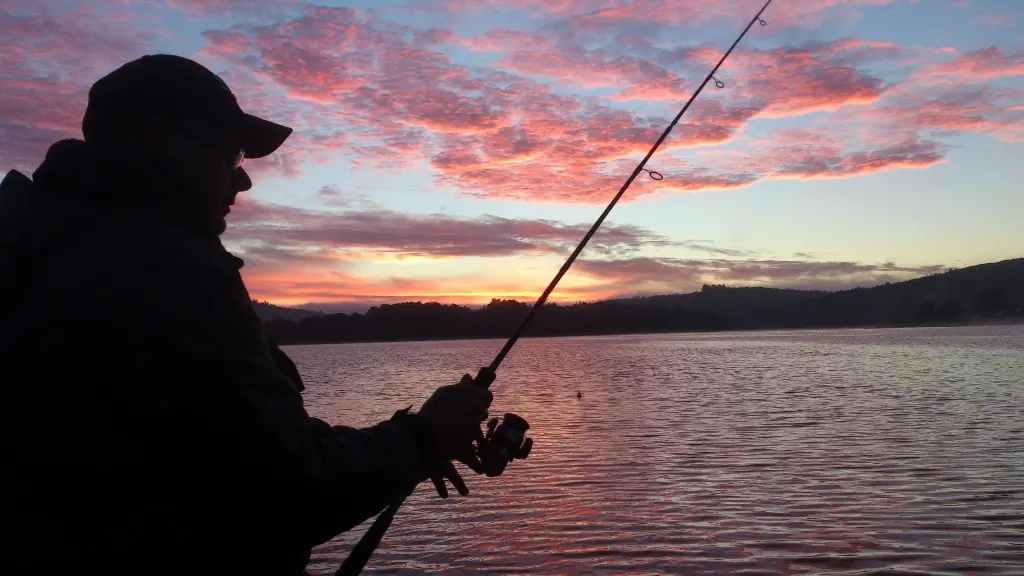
[469,388,492,419]
[419,374,496,462]
[479,387,494,409]
[444,460,470,496]
[458,425,489,474]
[455,374,491,421]
[431,473,448,499]
[458,450,485,475]
[431,461,469,498]
[475,424,491,466]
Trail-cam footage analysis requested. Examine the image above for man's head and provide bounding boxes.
[81,54,292,236]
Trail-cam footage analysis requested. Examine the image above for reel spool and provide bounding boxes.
[483,413,533,477]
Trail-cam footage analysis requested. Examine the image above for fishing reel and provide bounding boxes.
[481,413,533,477]
[471,366,532,477]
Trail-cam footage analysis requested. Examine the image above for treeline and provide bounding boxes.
[679,260,1024,330]
[916,289,1017,323]
[260,258,1024,344]
[264,299,723,345]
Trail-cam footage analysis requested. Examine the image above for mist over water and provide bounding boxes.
[289,326,1024,575]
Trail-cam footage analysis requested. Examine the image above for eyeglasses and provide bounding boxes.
[231,148,246,170]
[180,123,245,170]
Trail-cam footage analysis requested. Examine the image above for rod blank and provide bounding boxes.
[336,1,776,573]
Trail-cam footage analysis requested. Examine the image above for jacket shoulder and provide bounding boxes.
[0,170,36,221]
[0,169,33,194]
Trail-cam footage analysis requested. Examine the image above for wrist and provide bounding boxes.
[390,407,441,468]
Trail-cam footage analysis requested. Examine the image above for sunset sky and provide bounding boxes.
[3,0,1022,311]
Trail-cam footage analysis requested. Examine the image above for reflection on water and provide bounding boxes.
[289,326,1024,575]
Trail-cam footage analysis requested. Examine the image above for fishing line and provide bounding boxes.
[336,1,774,573]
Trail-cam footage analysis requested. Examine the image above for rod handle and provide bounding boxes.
[473,366,496,389]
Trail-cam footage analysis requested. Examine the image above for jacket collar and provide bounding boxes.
[13,139,245,270]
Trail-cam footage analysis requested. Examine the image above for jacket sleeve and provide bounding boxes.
[267,337,305,392]
[265,337,440,542]
[140,241,440,548]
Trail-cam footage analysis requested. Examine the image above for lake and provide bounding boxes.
[285,325,1024,575]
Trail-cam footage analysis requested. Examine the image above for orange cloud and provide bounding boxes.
[244,253,948,308]
[225,196,753,306]
[242,264,618,308]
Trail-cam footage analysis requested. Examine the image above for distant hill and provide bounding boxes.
[259,258,1024,344]
[613,286,830,316]
[728,258,1024,329]
[250,300,322,323]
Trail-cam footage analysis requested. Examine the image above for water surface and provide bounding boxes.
[287,326,1024,575]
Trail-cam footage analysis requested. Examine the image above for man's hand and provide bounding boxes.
[417,374,493,498]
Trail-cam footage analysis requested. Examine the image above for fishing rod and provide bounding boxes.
[336,1,774,573]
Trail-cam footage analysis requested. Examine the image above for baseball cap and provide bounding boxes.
[82,54,292,159]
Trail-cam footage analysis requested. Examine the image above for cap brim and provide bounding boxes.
[238,113,292,159]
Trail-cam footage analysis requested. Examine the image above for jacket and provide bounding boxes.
[0,140,437,574]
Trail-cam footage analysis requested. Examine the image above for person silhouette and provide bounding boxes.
[0,54,493,575]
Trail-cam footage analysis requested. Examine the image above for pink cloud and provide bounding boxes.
[731,42,888,118]
[202,7,767,201]
[865,83,1024,142]
[192,2,996,202]
[493,37,890,119]
[394,86,507,135]
[575,256,946,295]
[921,46,1024,81]
[0,3,157,172]
[12,0,981,205]
[202,7,518,176]
[608,77,692,103]
[425,100,756,202]
[460,29,552,52]
[624,128,947,197]
[427,0,904,30]
[757,131,946,180]
[166,0,298,17]
[226,197,674,261]
[977,12,1015,28]
[494,44,688,98]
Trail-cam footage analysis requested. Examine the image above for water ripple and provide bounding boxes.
[293,326,1024,575]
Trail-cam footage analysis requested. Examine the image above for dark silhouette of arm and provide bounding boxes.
[139,235,438,549]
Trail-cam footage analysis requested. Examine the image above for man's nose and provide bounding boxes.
[233,167,253,192]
